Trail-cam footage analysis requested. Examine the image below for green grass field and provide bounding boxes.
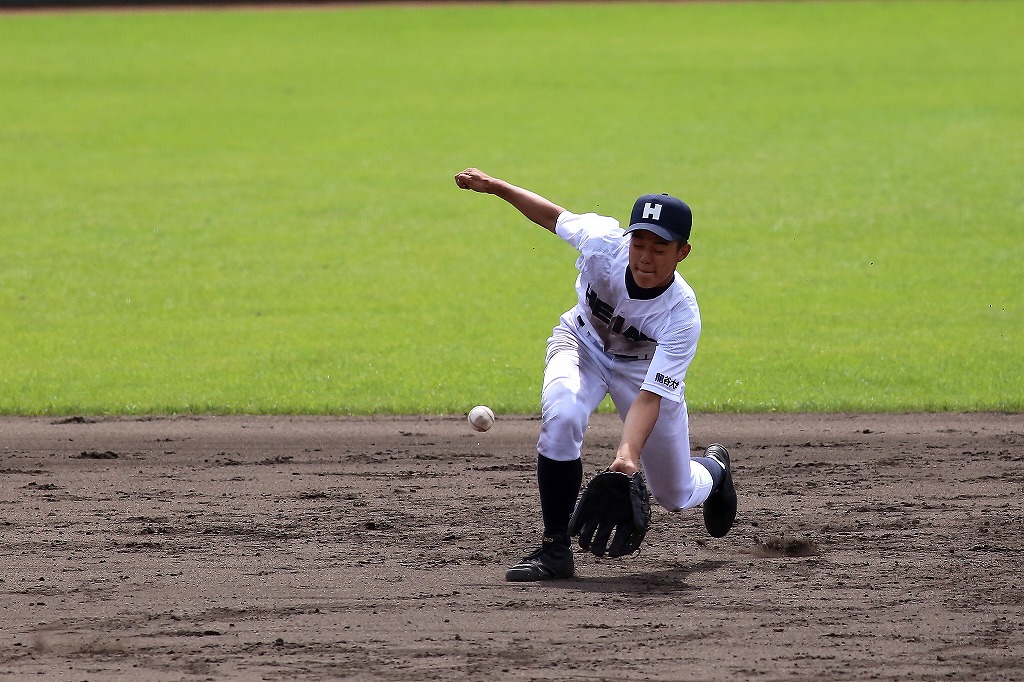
[0,1,1020,415]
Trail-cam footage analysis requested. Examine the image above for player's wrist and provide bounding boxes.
[610,452,640,475]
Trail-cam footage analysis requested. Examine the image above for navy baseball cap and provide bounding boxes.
[625,193,692,243]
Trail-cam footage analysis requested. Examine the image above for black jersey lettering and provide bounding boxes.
[585,284,615,324]
[623,325,653,343]
[586,285,655,345]
[655,372,681,390]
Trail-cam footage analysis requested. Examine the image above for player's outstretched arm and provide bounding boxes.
[610,390,663,475]
[454,168,565,233]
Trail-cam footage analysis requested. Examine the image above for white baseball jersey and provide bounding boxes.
[555,210,701,403]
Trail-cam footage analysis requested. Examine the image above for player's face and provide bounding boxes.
[628,230,690,288]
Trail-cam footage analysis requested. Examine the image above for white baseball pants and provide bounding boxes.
[537,321,713,512]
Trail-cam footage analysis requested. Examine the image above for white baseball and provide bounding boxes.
[468,405,495,432]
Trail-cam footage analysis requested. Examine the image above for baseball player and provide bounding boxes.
[454,168,737,581]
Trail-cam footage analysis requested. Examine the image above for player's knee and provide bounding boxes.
[646,479,694,512]
[538,403,589,462]
[541,383,589,427]
[543,406,587,438]
[652,494,687,513]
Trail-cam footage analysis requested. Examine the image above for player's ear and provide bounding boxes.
[676,242,691,263]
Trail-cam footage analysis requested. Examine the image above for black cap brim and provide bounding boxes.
[624,222,684,242]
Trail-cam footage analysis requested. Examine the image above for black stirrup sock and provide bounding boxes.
[537,455,583,540]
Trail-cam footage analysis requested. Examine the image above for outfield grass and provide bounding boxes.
[0,1,1020,414]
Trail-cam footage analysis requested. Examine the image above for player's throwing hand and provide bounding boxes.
[454,168,494,193]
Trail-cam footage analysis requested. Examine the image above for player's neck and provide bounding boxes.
[625,266,673,300]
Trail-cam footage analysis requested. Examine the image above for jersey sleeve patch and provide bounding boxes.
[641,372,684,403]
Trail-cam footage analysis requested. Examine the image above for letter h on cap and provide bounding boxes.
[642,202,663,221]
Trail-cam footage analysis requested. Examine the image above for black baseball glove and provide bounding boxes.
[567,470,652,558]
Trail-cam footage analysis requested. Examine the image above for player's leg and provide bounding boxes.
[642,405,734,521]
[536,329,609,471]
[507,327,609,582]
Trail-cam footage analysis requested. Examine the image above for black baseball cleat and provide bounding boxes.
[702,444,737,538]
[505,535,574,582]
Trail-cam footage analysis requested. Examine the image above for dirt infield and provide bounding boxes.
[1,412,1022,680]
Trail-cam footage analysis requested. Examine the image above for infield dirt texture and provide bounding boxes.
[2,412,1021,680]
